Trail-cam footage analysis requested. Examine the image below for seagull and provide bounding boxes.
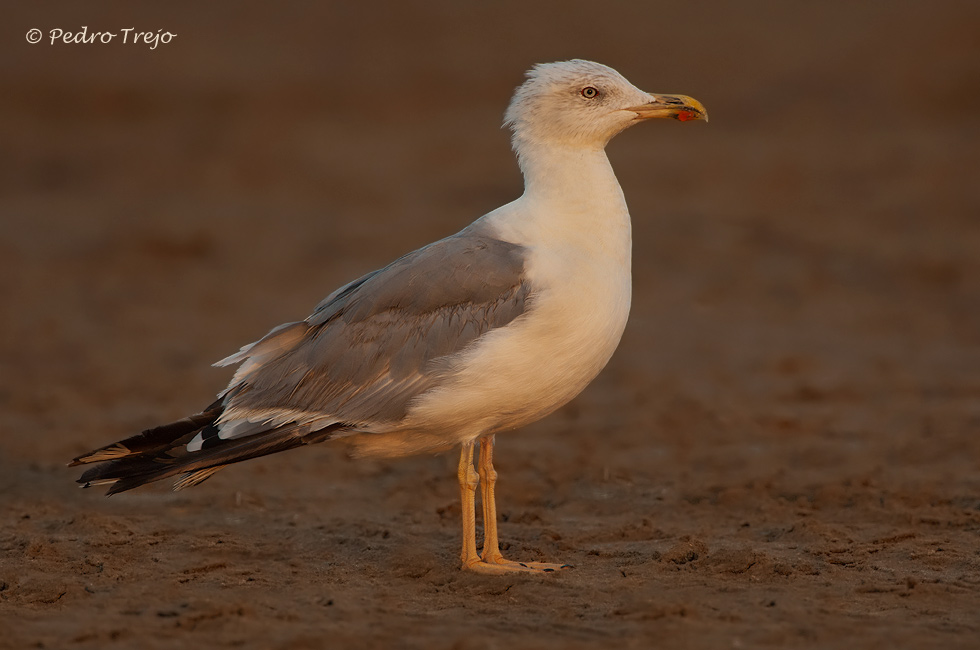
[70,60,707,574]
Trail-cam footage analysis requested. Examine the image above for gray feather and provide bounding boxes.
[73,222,533,494]
[221,222,531,430]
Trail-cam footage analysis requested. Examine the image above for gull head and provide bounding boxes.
[504,59,707,153]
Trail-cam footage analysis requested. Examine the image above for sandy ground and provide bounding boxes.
[2,1,980,648]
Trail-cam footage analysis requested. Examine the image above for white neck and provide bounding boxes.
[489,141,631,264]
[517,141,624,209]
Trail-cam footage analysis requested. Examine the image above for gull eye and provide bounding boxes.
[581,86,599,99]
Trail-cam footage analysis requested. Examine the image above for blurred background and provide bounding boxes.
[2,1,979,646]
[3,0,977,458]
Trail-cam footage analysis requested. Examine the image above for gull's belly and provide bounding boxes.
[405,249,631,441]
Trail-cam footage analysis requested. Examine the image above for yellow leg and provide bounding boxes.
[478,435,505,563]
[458,436,570,575]
[457,441,481,569]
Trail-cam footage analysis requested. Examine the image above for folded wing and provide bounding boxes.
[71,222,532,493]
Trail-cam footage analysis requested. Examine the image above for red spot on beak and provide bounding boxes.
[676,110,698,122]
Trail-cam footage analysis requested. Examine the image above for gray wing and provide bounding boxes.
[212,222,531,438]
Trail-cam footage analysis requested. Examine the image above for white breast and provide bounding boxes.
[404,151,633,443]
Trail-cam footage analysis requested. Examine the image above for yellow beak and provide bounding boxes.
[625,93,708,123]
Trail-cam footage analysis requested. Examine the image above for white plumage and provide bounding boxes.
[72,60,707,574]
